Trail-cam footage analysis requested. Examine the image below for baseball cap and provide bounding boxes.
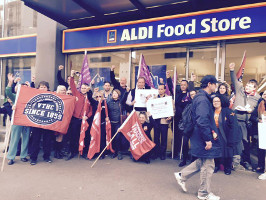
[200,75,219,85]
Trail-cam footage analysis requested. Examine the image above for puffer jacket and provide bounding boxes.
[190,89,222,159]
[107,98,121,123]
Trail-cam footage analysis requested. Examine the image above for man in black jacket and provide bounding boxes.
[174,75,222,200]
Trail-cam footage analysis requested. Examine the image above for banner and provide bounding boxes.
[134,89,158,107]
[146,96,174,119]
[13,86,75,134]
[79,96,89,155]
[119,110,155,160]
[90,68,111,91]
[137,54,155,88]
[236,51,246,82]
[77,53,92,91]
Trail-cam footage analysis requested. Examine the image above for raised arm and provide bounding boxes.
[57,65,69,88]
[110,65,120,89]
[229,63,242,94]
[6,73,16,103]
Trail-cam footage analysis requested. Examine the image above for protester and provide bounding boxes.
[126,77,150,113]
[30,81,54,165]
[212,95,240,175]
[229,63,260,170]
[250,90,266,175]
[167,72,195,159]
[102,81,112,103]
[5,74,30,165]
[57,65,70,89]
[216,83,230,108]
[54,85,67,159]
[151,84,174,160]
[66,70,92,160]
[174,75,221,200]
[107,89,129,160]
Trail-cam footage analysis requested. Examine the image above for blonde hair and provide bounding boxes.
[56,85,66,93]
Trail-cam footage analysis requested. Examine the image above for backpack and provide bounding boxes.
[178,103,194,137]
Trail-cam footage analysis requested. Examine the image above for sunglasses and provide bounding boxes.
[96,96,102,98]
[66,93,73,95]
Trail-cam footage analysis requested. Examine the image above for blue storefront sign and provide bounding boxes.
[0,34,37,57]
[63,3,266,53]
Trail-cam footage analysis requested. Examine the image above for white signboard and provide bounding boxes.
[134,89,158,108]
[146,96,174,119]
[258,123,266,150]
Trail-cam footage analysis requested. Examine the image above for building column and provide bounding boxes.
[35,13,66,91]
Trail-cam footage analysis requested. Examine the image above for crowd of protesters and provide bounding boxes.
[1,62,266,200]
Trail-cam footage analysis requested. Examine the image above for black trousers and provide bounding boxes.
[100,123,106,152]
[154,123,168,157]
[215,157,232,170]
[181,135,190,161]
[173,118,182,157]
[69,117,82,155]
[111,122,129,153]
[82,118,93,156]
[30,127,53,161]
[258,148,266,168]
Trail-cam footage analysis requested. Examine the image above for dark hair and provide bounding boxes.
[158,84,166,89]
[81,83,89,87]
[217,83,229,96]
[181,80,189,84]
[104,81,111,85]
[212,94,229,108]
[38,81,49,90]
[200,83,208,89]
[248,79,258,88]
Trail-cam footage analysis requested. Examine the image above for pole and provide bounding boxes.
[91,129,120,168]
[179,136,184,160]
[1,84,21,172]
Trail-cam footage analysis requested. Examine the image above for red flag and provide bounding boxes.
[79,96,89,155]
[137,54,155,88]
[87,101,102,159]
[13,86,75,134]
[119,110,155,160]
[104,100,114,153]
[236,51,246,82]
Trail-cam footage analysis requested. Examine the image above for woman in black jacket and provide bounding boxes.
[213,94,240,175]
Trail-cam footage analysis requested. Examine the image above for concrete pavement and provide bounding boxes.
[0,155,265,200]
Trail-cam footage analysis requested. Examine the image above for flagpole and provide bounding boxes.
[91,110,136,168]
[1,84,21,172]
[172,66,176,159]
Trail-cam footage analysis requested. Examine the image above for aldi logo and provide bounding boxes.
[107,30,117,43]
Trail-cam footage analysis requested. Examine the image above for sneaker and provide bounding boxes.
[8,160,14,165]
[241,161,252,171]
[258,172,266,180]
[232,164,245,171]
[30,160,37,165]
[20,158,28,162]
[44,158,52,163]
[198,193,220,200]
[174,172,187,192]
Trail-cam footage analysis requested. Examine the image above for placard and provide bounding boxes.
[258,123,266,150]
[146,96,174,119]
[134,89,158,108]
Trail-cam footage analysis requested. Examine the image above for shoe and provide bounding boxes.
[255,167,265,173]
[30,160,37,165]
[198,193,220,200]
[20,158,28,162]
[145,158,150,164]
[241,162,252,171]
[111,153,118,159]
[99,154,105,160]
[160,155,166,160]
[224,168,231,175]
[214,166,219,173]
[118,153,123,160]
[66,153,75,161]
[44,158,52,163]
[174,172,187,192]
[179,160,186,167]
[8,160,14,165]
[258,172,266,180]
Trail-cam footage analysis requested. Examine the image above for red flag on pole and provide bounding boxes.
[104,100,114,153]
[119,110,155,160]
[137,54,155,88]
[13,86,75,134]
[236,51,246,82]
[79,96,89,155]
[87,101,102,159]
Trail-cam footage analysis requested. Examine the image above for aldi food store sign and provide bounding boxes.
[63,3,266,53]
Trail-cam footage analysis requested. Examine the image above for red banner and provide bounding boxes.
[119,110,155,160]
[79,96,89,155]
[13,86,75,134]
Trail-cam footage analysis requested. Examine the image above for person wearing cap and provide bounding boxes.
[229,63,260,171]
[174,75,222,200]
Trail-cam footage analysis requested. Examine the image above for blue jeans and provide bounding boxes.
[7,125,30,160]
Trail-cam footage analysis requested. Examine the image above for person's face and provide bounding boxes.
[190,91,196,99]
[112,91,119,100]
[213,97,221,109]
[66,89,73,96]
[80,84,88,94]
[39,84,48,91]
[137,78,145,89]
[219,85,226,95]
[139,114,146,124]
[209,83,217,93]
[58,88,66,95]
[180,81,188,92]
[262,90,266,100]
[158,85,165,95]
[104,83,111,92]
[95,92,103,102]
[120,77,127,88]
[245,83,255,94]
